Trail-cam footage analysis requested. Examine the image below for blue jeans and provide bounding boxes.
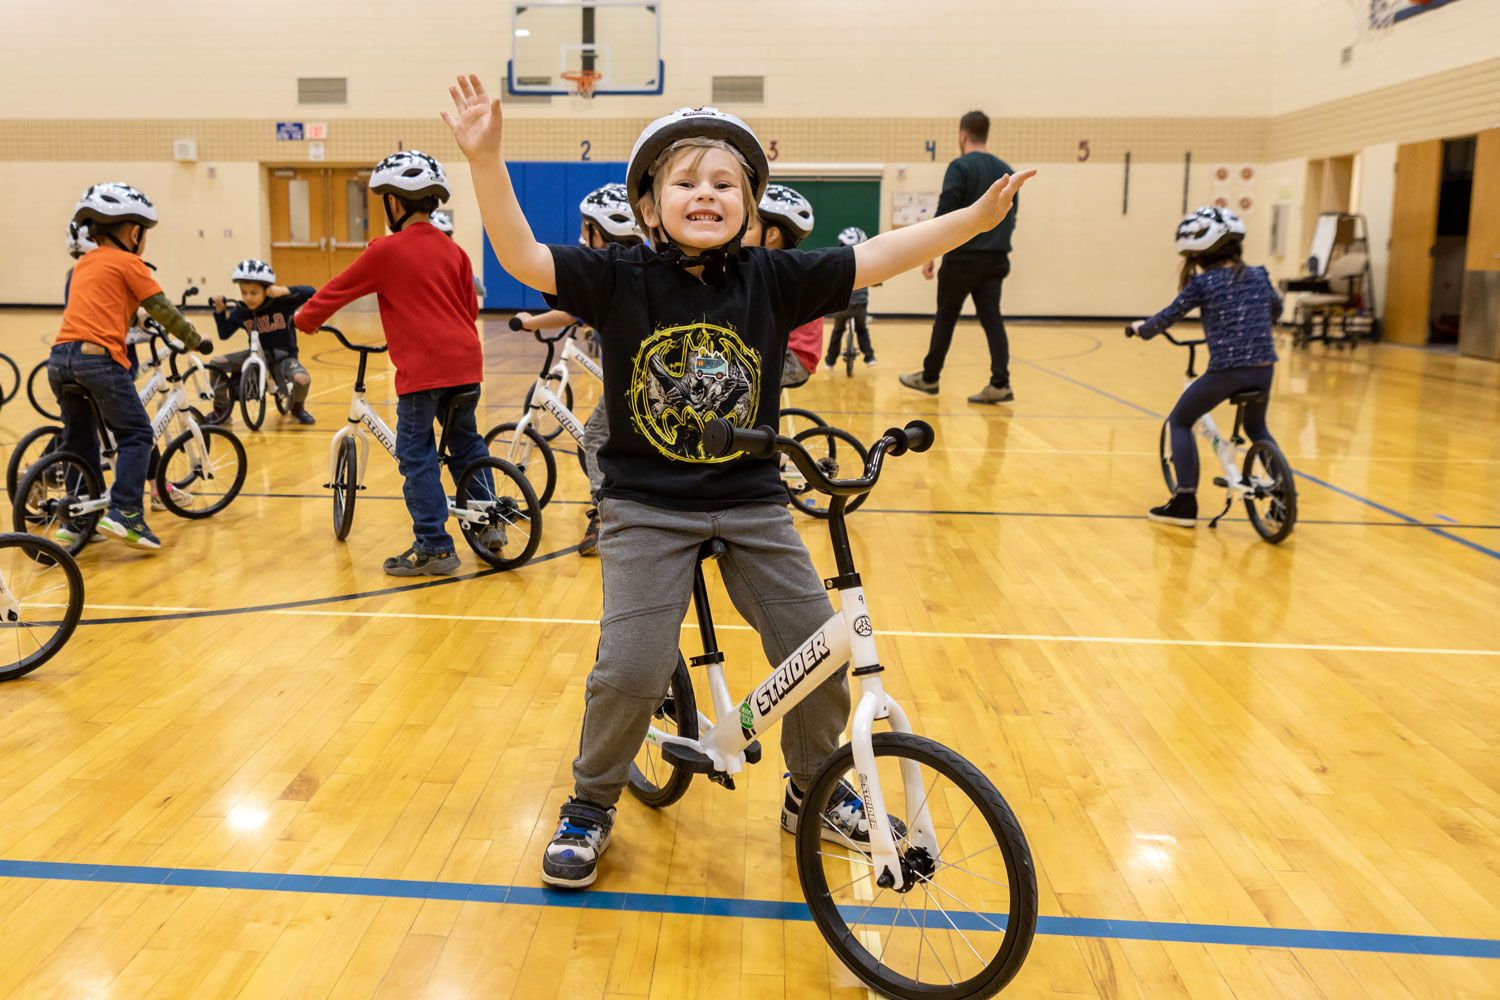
[48,341,153,515]
[395,383,493,554]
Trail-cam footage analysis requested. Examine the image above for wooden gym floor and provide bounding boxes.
[0,308,1495,998]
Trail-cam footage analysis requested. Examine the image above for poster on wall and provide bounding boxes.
[892,191,939,227]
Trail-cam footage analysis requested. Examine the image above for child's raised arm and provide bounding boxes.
[853,170,1035,289]
[442,74,557,295]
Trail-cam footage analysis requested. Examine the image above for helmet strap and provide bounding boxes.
[382,194,413,233]
[646,214,750,287]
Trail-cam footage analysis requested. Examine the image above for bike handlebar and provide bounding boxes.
[703,418,934,498]
[322,325,388,354]
[510,314,576,344]
[1125,323,1205,348]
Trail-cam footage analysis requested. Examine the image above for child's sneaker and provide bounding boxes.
[578,508,600,557]
[290,404,316,426]
[541,798,615,888]
[782,777,907,847]
[383,546,460,576]
[54,523,107,547]
[1148,492,1197,527]
[150,486,166,512]
[97,509,162,550]
[864,355,877,367]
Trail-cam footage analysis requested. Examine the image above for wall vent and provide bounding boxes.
[298,77,348,105]
[712,75,765,104]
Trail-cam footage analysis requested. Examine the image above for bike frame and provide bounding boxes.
[1181,374,1250,494]
[240,330,272,393]
[512,330,600,445]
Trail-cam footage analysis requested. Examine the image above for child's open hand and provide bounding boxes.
[972,170,1037,232]
[441,74,504,163]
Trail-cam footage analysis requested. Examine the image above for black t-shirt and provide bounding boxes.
[546,243,855,510]
[214,285,315,357]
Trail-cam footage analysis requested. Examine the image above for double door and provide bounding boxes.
[268,167,384,287]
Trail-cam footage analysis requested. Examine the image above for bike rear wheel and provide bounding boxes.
[626,655,699,808]
[1241,440,1297,544]
[0,533,85,682]
[331,436,358,540]
[484,421,557,508]
[796,732,1038,1000]
[786,426,870,519]
[204,368,235,425]
[27,362,60,422]
[0,352,20,405]
[454,457,542,570]
[12,452,104,556]
[1157,419,1178,494]
[6,425,62,499]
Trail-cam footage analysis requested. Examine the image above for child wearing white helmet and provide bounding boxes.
[512,181,646,556]
[824,226,876,368]
[295,150,494,576]
[443,74,1032,889]
[1128,205,1284,527]
[209,259,317,424]
[744,183,826,387]
[431,210,487,303]
[51,182,209,550]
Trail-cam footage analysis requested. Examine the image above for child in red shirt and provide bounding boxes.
[294,151,492,576]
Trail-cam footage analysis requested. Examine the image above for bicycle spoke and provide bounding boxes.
[917,878,988,969]
[910,866,1009,936]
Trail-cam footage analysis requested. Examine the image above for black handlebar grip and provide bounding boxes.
[703,419,777,459]
[902,419,935,453]
[197,341,214,356]
[703,418,735,458]
[509,316,525,331]
[1124,323,1136,338]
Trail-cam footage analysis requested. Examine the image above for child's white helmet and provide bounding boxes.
[369,151,450,203]
[431,210,455,235]
[232,258,276,285]
[758,185,815,243]
[1175,206,1245,257]
[66,221,97,257]
[625,107,769,228]
[580,183,645,244]
[837,226,868,247]
[72,182,159,229]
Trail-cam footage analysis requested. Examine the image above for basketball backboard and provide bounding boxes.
[508,1,664,96]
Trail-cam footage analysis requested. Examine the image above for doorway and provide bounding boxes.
[268,167,385,286]
[1429,137,1475,345]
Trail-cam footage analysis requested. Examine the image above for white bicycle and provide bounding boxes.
[1128,326,1297,543]
[205,297,294,430]
[630,417,1038,999]
[0,531,84,683]
[322,326,542,570]
[12,334,248,553]
[483,317,602,509]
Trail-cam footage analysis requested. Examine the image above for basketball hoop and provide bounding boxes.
[1345,0,1400,47]
[561,70,603,100]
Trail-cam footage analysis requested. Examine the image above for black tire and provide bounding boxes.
[845,343,856,378]
[0,352,21,406]
[786,426,870,519]
[484,420,557,508]
[796,732,1038,1000]
[27,362,60,422]
[204,368,235,426]
[6,425,62,499]
[12,451,104,556]
[0,533,85,682]
[1242,440,1297,544]
[1158,419,1177,494]
[155,426,248,519]
[273,383,290,415]
[331,436,358,540]
[523,381,574,442]
[626,654,698,808]
[779,406,828,439]
[239,367,266,430]
[454,457,542,570]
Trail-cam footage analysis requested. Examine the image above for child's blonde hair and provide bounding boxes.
[636,138,756,247]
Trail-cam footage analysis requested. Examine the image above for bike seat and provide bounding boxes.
[1229,389,1269,407]
[697,538,728,563]
[440,389,482,423]
[56,384,92,400]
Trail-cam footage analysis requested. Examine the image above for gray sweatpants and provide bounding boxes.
[581,400,608,500]
[573,498,848,807]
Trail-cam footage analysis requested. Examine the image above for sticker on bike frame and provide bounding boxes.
[853,615,872,637]
[738,699,755,738]
[751,630,832,716]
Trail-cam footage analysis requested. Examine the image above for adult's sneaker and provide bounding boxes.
[782,777,907,847]
[98,509,162,550]
[382,546,460,577]
[541,798,615,888]
[898,372,939,395]
[967,383,1015,404]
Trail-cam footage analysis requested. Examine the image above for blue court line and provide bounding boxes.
[1019,360,1500,562]
[0,859,1494,960]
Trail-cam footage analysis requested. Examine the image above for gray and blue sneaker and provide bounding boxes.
[97,509,161,550]
[541,798,615,889]
[782,777,907,847]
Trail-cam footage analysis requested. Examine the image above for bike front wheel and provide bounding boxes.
[0,352,20,405]
[331,436,358,540]
[626,654,698,808]
[796,732,1038,1000]
[1242,440,1296,544]
[484,421,557,508]
[155,426,248,518]
[27,362,60,421]
[0,533,85,682]
[239,367,266,430]
[454,457,542,570]
[6,425,62,499]
[786,426,870,519]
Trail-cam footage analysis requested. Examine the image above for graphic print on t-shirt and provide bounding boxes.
[628,321,761,463]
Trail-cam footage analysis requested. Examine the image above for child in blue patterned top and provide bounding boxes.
[1130,206,1284,527]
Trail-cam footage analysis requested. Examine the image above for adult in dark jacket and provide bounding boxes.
[900,110,1020,404]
